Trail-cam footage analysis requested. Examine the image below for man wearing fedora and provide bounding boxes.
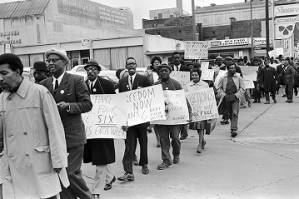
[33,61,50,84]
[83,60,116,199]
[40,48,93,199]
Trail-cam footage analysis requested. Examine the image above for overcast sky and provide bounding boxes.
[0,0,244,28]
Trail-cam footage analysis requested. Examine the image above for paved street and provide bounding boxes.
[82,94,299,199]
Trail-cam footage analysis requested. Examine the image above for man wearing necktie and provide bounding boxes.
[117,57,152,182]
[40,48,93,199]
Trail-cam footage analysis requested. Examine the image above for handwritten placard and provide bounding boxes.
[152,90,189,125]
[186,88,219,122]
[201,69,214,81]
[82,95,127,139]
[170,71,190,90]
[121,85,166,126]
[184,41,209,59]
[243,79,255,89]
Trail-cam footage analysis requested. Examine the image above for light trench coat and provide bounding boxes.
[0,79,69,199]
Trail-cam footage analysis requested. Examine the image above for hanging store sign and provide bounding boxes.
[209,38,249,48]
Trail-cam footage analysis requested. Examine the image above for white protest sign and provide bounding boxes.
[200,62,209,71]
[186,88,219,122]
[170,71,190,90]
[243,79,255,89]
[121,85,166,126]
[82,95,126,139]
[184,41,209,59]
[214,70,227,86]
[201,69,214,81]
[152,90,189,125]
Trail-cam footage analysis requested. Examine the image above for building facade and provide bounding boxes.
[0,0,135,48]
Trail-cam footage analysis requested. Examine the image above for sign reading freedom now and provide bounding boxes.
[121,85,166,126]
[186,88,219,122]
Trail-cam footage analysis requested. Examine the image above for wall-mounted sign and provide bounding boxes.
[275,4,299,17]
[0,31,20,37]
[0,39,22,45]
[209,38,249,48]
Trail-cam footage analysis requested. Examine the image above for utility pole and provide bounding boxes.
[192,0,197,41]
[250,0,254,58]
[265,0,270,57]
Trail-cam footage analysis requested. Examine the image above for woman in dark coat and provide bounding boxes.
[83,60,116,199]
[261,58,277,104]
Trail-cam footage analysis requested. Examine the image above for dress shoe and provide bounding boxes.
[117,173,134,182]
[104,176,116,191]
[264,101,270,104]
[282,94,286,97]
[157,162,171,170]
[173,156,180,164]
[220,120,229,125]
[273,99,277,104]
[231,130,238,138]
[141,165,149,175]
[286,100,293,103]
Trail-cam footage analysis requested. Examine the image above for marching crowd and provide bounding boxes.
[0,49,297,199]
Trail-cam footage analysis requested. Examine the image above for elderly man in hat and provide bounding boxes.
[154,63,184,170]
[0,53,69,198]
[282,57,296,103]
[33,61,50,84]
[40,48,93,199]
[82,60,116,199]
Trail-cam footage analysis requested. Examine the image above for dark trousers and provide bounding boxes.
[265,89,276,102]
[225,100,240,131]
[253,81,261,101]
[180,124,188,137]
[122,125,148,174]
[154,125,181,165]
[286,83,294,101]
[60,145,92,199]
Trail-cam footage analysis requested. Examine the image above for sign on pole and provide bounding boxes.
[82,95,127,139]
[184,41,208,59]
[186,88,219,122]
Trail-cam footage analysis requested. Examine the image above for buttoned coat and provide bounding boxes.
[40,72,92,148]
[83,77,116,165]
[0,79,69,198]
[261,66,277,92]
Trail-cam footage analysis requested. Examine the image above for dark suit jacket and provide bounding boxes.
[40,72,92,148]
[119,73,152,127]
[83,77,116,165]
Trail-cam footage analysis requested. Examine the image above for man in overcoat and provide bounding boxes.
[261,58,277,104]
[0,53,68,198]
[40,48,93,199]
[283,57,296,103]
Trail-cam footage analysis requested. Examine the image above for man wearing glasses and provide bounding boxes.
[40,48,93,199]
[117,57,152,182]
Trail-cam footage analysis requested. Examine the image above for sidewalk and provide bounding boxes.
[82,94,299,199]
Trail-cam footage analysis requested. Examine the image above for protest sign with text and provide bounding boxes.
[82,94,126,139]
[201,69,215,81]
[184,41,209,59]
[186,88,219,122]
[120,85,166,126]
[170,71,190,91]
[152,90,189,125]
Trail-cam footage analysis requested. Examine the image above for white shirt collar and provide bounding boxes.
[52,71,65,86]
[88,77,98,87]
